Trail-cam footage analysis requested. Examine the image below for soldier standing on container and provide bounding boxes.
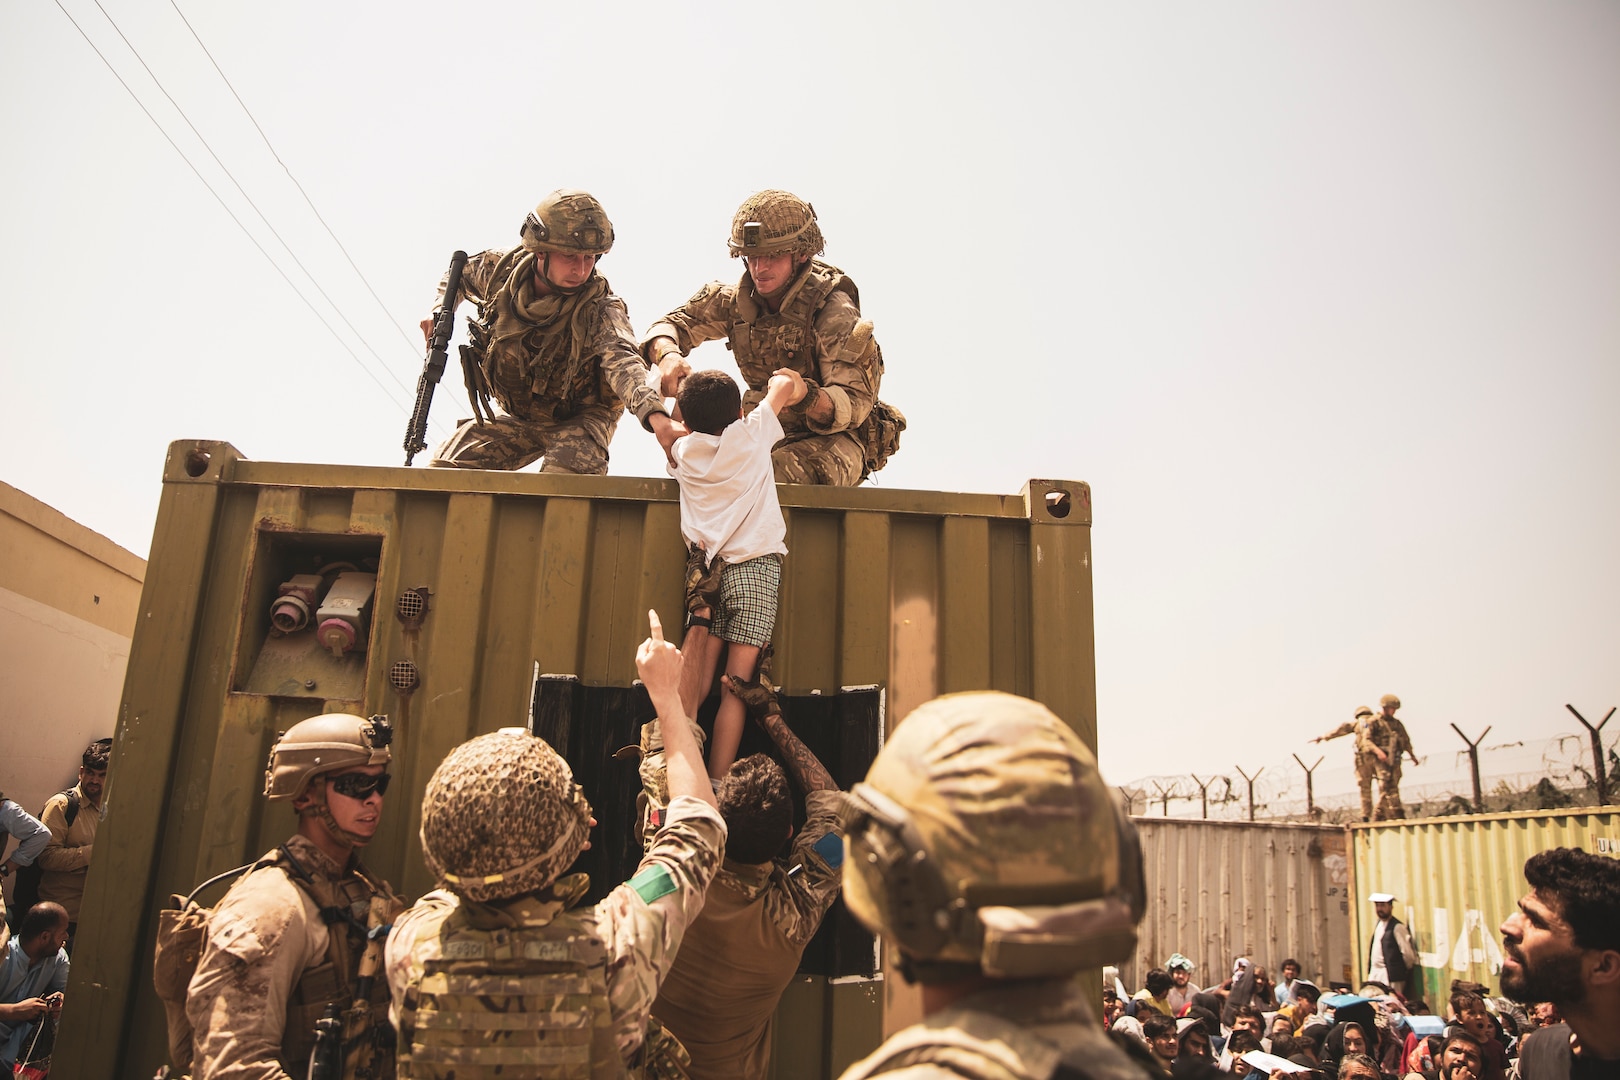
[420,190,686,472]
[1501,847,1620,1079]
[185,714,402,1079]
[1374,694,1419,820]
[1312,706,1384,822]
[641,190,904,487]
[836,691,1158,1080]
[385,610,725,1077]
[1365,892,1418,1000]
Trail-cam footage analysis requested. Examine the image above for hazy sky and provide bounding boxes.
[3,1,1615,788]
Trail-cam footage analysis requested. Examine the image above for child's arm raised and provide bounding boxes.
[763,368,808,415]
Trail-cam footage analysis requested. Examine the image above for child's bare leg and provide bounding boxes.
[707,642,761,781]
[679,618,724,718]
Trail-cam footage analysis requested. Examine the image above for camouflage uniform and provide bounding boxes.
[385,794,725,1071]
[1374,716,1415,821]
[1318,708,1383,822]
[650,789,845,1080]
[186,835,401,1080]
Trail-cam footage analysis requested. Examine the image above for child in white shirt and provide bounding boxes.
[669,366,806,780]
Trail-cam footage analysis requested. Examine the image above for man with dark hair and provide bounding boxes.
[0,901,69,1069]
[1434,1030,1483,1080]
[1501,846,1620,1078]
[1278,979,1322,1031]
[651,675,844,1080]
[1165,953,1201,1014]
[36,737,111,941]
[1135,968,1175,1017]
[1276,957,1303,1005]
[1143,1013,1178,1072]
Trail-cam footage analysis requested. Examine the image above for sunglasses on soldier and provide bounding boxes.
[327,771,391,799]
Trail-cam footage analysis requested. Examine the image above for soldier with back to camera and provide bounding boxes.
[835,691,1157,1080]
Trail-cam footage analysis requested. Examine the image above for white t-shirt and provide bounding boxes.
[669,403,787,563]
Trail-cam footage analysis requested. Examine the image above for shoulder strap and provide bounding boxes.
[62,789,80,828]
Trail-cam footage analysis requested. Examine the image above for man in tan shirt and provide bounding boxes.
[651,674,845,1079]
[37,738,109,939]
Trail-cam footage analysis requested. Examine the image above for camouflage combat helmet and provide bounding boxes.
[420,729,593,903]
[1380,693,1401,709]
[728,189,824,259]
[264,713,392,801]
[842,691,1144,982]
[1355,705,1375,719]
[520,189,615,256]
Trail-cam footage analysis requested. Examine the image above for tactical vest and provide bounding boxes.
[728,260,877,397]
[467,249,620,423]
[271,847,398,1080]
[396,898,620,1080]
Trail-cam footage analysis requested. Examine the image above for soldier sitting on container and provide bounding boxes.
[385,610,724,1078]
[649,673,845,1080]
[642,190,904,487]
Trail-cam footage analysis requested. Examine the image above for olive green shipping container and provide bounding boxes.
[1348,806,1620,1004]
[59,439,1098,1080]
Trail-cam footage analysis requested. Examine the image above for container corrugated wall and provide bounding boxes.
[1348,807,1619,1005]
[60,440,1096,1080]
[1126,818,1352,992]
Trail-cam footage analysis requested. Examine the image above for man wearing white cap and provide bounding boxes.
[1367,892,1419,996]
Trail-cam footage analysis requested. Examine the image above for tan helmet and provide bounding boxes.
[419,730,593,903]
[264,713,392,801]
[1355,705,1374,718]
[1380,693,1401,709]
[519,189,614,256]
[842,692,1144,983]
[728,189,824,259]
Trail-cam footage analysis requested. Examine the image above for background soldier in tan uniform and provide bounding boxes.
[384,610,725,1077]
[642,190,903,486]
[651,674,845,1080]
[421,190,683,472]
[1373,693,1418,821]
[185,714,401,1080]
[1313,705,1384,822]
[836,692,1156,1080]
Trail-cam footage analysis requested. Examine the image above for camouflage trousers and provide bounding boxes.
[773,431,864,486]
[1354,756,1376,822]
[1375,759,1405,820]
[430,405,619,473]
[632,717,707,848]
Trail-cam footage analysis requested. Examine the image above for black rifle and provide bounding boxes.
[404,250,469,465]
[308,1002,342,1080]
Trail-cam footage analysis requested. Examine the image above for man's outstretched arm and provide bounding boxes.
[721,675,836,793]
[638,610,718,810]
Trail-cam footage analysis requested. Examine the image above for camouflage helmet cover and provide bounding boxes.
[843,691,1141,978]
[420,730,593,903]
[728,189,825,259]
[264,713,392,801]
[1354,705,1375,718]
[520,189,615,256]
[1380,693,1401,708]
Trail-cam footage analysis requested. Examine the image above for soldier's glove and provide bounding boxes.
[684,545,725,625]
[721,668,780,726]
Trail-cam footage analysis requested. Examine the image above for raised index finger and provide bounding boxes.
[647,608,664,642]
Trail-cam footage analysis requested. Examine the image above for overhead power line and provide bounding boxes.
[165,0,428,360]
[85,0,421,410]
[50,0,411,416]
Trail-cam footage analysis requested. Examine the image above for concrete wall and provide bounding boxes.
[0,481,145,894]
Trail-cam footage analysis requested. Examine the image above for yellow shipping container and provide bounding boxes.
[59,440,1097,1080]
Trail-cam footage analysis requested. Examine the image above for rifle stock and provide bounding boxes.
[404,250,469,465]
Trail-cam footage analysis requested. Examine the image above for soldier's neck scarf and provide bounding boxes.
[489,252,607,386]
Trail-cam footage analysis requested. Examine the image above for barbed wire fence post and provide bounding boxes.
[1566,705,1616,805]
[1189,774,1215,820]
[1235,765,1263,822]
[1292,754,1324,820]
[1152,780,1177,817]
[1449,723,1493,813]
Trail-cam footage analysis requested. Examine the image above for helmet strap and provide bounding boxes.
[534,253,590,297]
[299,781,372,848]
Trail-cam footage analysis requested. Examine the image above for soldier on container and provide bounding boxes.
[1373,694,1419,821]
[1312,705,1384,822]
[384,610,725,1077]
[836,691,1157,1080]
[420,190,685,472]
[641,190,905,486]
[185,714,402,1079]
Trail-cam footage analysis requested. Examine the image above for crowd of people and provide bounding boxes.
[1098,846,1618,1080]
